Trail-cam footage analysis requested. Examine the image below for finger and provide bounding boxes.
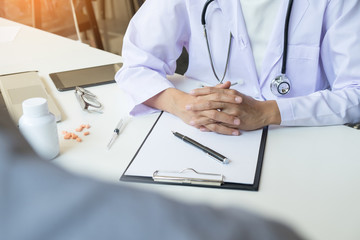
[186,95,242,111]
[189,110,241,127]
[186,100,241,112]
[203,123,240,136]
[214,81,231,89]
[190,86,240,98]
[189,124,211,132]
[199,126,211,132]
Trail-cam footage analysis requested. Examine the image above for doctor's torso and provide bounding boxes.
[125,0,356,103]
[119,0,359,124]
[137,0,328,99]
[172,0,330,100]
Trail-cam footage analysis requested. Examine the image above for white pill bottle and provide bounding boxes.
[19,97,59,160]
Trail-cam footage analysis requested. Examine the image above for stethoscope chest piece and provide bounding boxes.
[270,74,291,96]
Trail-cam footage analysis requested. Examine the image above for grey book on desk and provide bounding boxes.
[121,112,267,191]
[0,71,61,124]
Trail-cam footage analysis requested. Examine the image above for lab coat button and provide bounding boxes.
[239,36,247,49]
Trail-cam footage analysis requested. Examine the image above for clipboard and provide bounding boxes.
[120,112,268,191]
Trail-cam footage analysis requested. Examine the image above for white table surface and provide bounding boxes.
[1,17,360,240]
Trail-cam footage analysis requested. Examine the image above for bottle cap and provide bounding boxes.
[22,97,49,117]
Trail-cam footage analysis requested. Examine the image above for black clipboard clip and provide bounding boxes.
[153,168,224,186]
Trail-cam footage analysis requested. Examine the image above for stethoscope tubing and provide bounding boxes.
[202,0,231,83]
[282,0,294,74]
[201,0,214,26]
[201,0,294,95]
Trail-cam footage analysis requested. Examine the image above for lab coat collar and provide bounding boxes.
[216,0,310,48]
[216,0,310,84]
[216,0,247,47]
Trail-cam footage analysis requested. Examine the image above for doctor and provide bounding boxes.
[116,0,360,135]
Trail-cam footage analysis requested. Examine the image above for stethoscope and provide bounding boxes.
[201,0,294,96]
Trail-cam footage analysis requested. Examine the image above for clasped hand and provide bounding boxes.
[179,81,280,135]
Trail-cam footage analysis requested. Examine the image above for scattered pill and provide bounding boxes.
[61,123,91,142]
[75,127,84,132]
[64,133,71,139]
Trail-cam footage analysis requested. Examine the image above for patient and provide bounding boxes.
[0,108,303,240]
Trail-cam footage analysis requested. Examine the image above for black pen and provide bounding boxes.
[172,131,230,164]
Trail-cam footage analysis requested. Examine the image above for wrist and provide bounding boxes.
[144,88,189,116]
[262,100,281,125]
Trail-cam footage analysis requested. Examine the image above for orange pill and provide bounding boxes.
[75,127,84,132]
[62,124,92,143]
[64,133,71,139]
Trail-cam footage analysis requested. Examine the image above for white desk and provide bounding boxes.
[1,17,360,240]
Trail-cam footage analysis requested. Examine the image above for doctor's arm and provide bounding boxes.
[145,81,281,134]
[144,87,242,135]
[116,0,275,134]
[276,0,360,126]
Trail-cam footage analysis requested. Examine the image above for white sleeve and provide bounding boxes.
[277,0,360,126]
[115,0,190,116]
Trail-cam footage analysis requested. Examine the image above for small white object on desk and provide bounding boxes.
[107,118,125,150]
[19,97,59,160]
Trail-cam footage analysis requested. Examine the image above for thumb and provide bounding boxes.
[215,81,231,89]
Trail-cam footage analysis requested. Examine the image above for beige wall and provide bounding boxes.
[97,0,133,23]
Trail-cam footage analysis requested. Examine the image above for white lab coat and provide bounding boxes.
[115,0,360,126]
